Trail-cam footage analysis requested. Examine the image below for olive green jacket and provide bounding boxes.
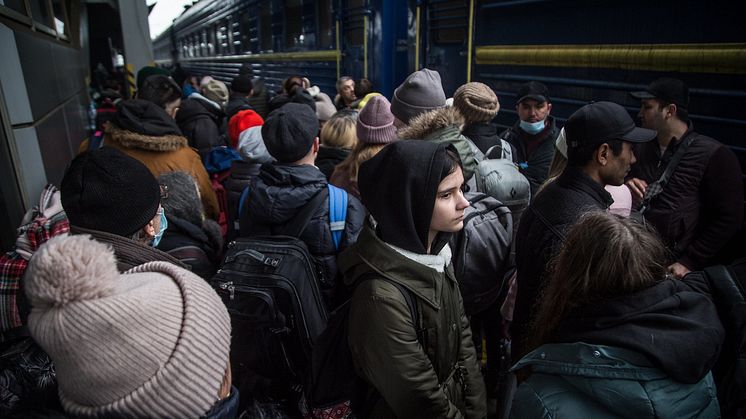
[339,226,487,419]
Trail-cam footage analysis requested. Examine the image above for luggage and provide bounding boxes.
[212,185,348,410]
[450,192,514,316]
[474,146,530,230]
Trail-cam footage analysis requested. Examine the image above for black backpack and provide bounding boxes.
[303,276,423,419]
[451,192,514,315]
[211,188,333,410]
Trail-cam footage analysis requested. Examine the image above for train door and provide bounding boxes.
[423,0,470,96]
[340,0,368,81]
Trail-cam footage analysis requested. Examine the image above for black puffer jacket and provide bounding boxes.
[176,94,227,158]
[238,164,365,305]
[501,117,559,196]
[224,160,262,242]
[512,166,613,358]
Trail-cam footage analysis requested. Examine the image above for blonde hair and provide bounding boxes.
[335,141,387,182]
[320,113,357,150]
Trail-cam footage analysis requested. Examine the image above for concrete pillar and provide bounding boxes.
[117,0,153,97]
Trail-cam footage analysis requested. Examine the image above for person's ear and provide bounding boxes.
[312,137,320,153]
[665,103,677,119]
[143,218,157,240]
[546,102,553,114]
[597,143,610,166]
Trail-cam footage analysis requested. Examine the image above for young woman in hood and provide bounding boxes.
[338,140,487,418]
[511,211,723,418]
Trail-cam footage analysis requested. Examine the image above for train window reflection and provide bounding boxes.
[29,0,52,28]
[1,0,27,15]
[51,0,67,36]
[285,0,302,49]
[317,0,332,48]
[260,2,271,51]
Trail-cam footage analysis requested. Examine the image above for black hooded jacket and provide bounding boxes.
[552,273,724,384]
[238,163,365,303]
[315,146,350,180]
[157,215,223,279]
[176,96,227,158]
[113,99,182,137]
[358,141,456,255]
[225,95,254,121]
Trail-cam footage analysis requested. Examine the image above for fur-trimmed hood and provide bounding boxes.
[107,124,189,152]
[108,99,189,152]
[397,107,479,181]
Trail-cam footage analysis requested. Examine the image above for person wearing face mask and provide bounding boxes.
[60,147,186,272]
[500,81,561,197]
[340,140,487,418]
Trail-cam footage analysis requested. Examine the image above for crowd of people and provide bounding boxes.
[0,63,743,419]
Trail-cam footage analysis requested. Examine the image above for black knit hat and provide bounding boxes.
[231,75,253,95]
[261,103,318,163]
[61,147,161,237]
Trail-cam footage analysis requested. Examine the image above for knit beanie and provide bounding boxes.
[453,82,500,124]
[231,74,253,95]
[262,103,318,163]
[391,69,446,125]
[25,234,231,418]
[238,126,274,164]
[229,109,265,148]
[315,93,336,122]
[61,147,160,237]
[202,79,229,109]
[356,95,397,144]
[136,66,169,92]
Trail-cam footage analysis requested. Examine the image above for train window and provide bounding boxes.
[285,0,303,48]
[1,0,27,15]
[218,20,229,55]
[29,0,52,28]
[260,2,271,51]
[344,0,365,45]
[429,0,467,44]
[231,19,241,54]
[239,10,252,53]
[317,0,333,48]
[51,0,67,36]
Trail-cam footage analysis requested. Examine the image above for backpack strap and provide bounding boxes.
[530,205,567,242]
[237,185,251,231]
[355,274,424,348]
[640,134,697,214]
[327,184,348,251]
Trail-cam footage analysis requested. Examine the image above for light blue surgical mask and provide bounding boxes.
[519,119,546,135]
[152,208,168,247]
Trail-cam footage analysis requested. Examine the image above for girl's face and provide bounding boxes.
[429,168,469,241]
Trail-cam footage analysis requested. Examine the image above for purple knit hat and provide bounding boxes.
[356,95,397,144]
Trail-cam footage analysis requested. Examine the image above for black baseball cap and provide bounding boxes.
[516,81,550,104]
[564,101,656,152]
[630,77,690,109]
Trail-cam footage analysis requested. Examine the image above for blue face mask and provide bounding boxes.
[152,209,168,247]
[520,119,546,135]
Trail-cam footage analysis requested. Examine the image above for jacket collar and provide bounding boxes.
[340,224,457,309]
[556,166,614,208]
[70,225,187,271]
[462,121,498,137]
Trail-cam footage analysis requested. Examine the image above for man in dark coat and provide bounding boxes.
[512,102,656,359]
[225,74,255,121]
[176,79,229,158]
[626,77,744,277]
[238,103,365,308]
[501,81,560,196]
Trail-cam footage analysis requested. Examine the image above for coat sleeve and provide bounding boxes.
[348,280,465,419]
[678,145,744,270]
[456,289,488,419]
[340,194,365,250]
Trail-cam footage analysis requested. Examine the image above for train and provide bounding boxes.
[153,0,745,161]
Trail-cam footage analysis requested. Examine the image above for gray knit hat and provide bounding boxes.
[158,171,203,226]
[202,79,229,109]
[356,95,397,144]
[453,82,500,124]
[391,69,446,125]
[25,235,231,418]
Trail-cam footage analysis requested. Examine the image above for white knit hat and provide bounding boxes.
[25,235,231,418]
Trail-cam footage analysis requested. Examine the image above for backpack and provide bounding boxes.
[450,192,514,315]
[474,145,530,230]
[204,147,243,238]
[212,185,348,411]
[302,276,423,419]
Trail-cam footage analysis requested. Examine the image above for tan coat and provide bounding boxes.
[104,125,219,221]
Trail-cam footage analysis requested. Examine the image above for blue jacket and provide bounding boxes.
[511,343,720,419]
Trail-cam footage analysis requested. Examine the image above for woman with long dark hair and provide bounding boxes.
[511,212,723,418]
